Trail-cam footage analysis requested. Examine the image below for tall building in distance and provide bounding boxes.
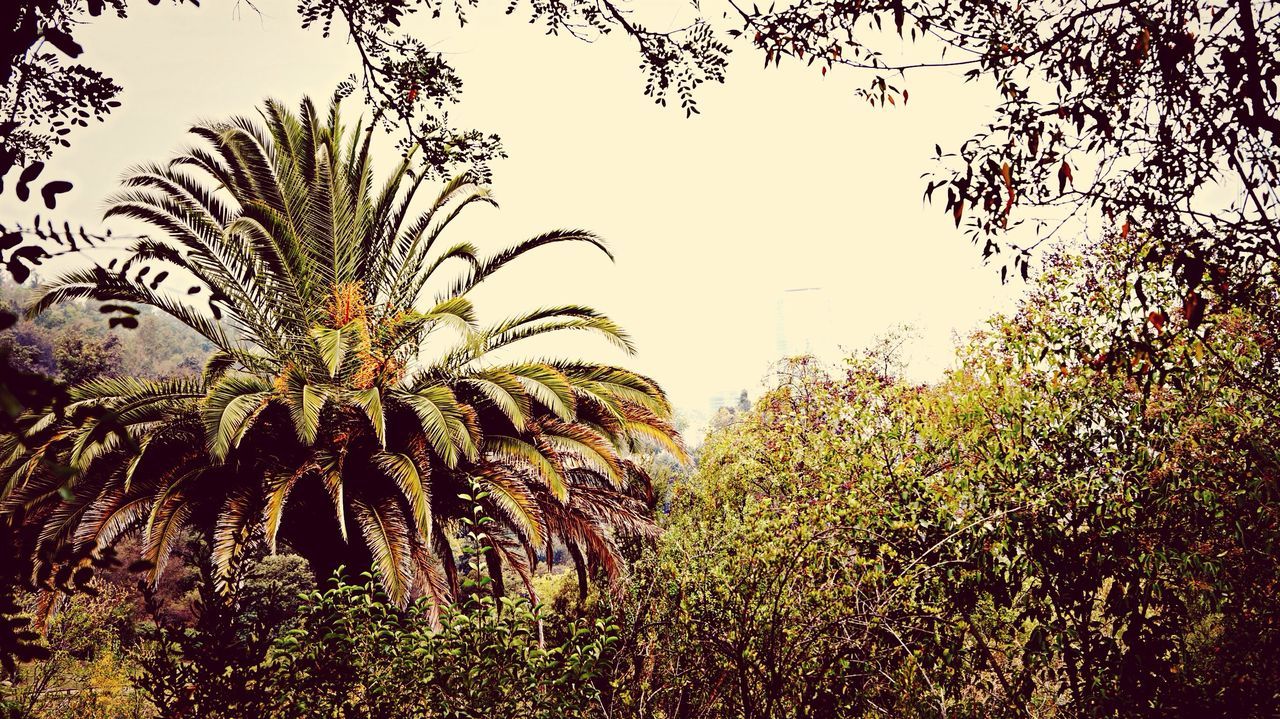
[776,287,833,358]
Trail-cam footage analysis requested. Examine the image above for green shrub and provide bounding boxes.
[265,576,614,719]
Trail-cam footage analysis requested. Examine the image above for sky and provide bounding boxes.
[2,0,1025,436]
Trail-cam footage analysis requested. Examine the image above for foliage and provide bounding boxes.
[583,241,1280,718]
[0,0,731,192]
[134,494,613,718]
[720,0,1280,328]
[1,96,683,614]
[0,302,121,678]
[9,0,1277,298]
[262,577,613,718]
[133,547,311,719]
[0,580,150,719]
[0,282,210,382]
[0,0,128,193]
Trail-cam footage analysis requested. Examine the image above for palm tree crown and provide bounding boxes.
[1,97,684,609]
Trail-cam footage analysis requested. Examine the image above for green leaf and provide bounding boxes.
[375,451,431,542]
[310,324,349,377]
[351,387,385,447]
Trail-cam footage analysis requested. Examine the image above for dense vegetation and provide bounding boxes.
[613,244,1280,716]
[3,227,1278,717]
[2,0,1279,715]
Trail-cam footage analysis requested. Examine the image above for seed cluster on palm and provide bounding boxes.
[1,97,684,609]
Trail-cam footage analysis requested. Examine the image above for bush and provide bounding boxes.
[266,576,615,719]
[1,581,151,719]
[586,242,1280,718]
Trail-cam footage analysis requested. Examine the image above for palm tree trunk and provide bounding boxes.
[280,481,372,589]
[566,540,588,602]
[484,538,506,601]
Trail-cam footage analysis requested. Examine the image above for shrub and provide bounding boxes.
[266,576,615,719]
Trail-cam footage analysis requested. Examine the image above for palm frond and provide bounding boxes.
[351,495,413,607]
[374,452,431,542]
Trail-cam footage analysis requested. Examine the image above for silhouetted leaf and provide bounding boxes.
[42,28,84,58]
[14,162,43,202]
[41,180,73,209]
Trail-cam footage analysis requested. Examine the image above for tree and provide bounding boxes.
[10,0,1277,297]
[590,237,1280,717]
[2,281,211,381]
[1,0,731,193]
[724,1,1280,309]
[0,96,685,612]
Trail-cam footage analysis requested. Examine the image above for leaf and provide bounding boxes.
[461,376,528,431]
[310,325,348,377]
[318,451,347,543]
[41,181,73,210]
[42,28,83,58]
[402,387,461,468]
[1182,291,1206,329]
[98,303,139,315]
[486,436,567,501]
[288,384,327,445]
[477,468,543,545]
[351,496,413,607]
[375,452,431,542]
[7,259,29,284]
[108,316,139,329]
[202,374,272,460]
[351,387,385,446]
[15,162,43,202]
[212,491,254,594]
[263,470,302,553]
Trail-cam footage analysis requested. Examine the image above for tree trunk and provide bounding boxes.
[566,541,589,602]
[278,479,373,590]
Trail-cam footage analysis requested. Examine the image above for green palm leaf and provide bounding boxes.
[202,374,273,460]
[375,452,431,542]
[351,496,413,607]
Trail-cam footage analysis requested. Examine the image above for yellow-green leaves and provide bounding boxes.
[202,374,273,461]
[509,364,576,421]
[421,295,477,334]
[476,469,543,546]
[316,449,347,542]
[542,422,624,486]
[399,385,471,468]
[461,375,530,432]
[263,467,305,553]
[485,305,635,355]
[623,419,691,465]
[376,451,431,543]
[351,386,386,447]
[281,365,329,445]
[310,324,350,377]
[485,436,567,501]
[351,496,413,607]
[212,490,254,594]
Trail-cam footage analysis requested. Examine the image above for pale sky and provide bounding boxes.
[3,0,1024,437]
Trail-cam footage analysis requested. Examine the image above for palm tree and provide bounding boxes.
[0,97,684,609]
